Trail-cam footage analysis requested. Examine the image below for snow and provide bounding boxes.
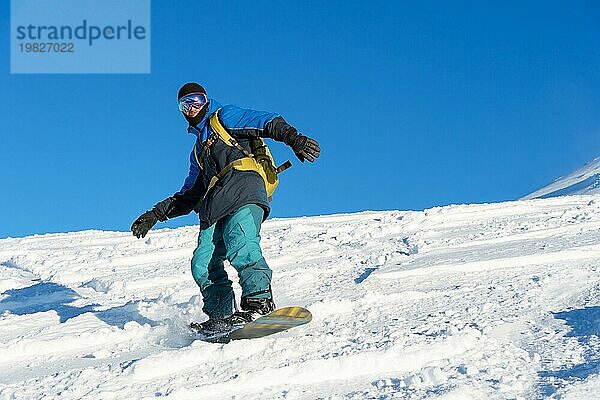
[1,196,600,399]
[523,156,600,199]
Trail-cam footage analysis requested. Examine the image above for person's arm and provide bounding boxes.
[220,105,321,163]
[131,149,205,238]
[153,149,205,220]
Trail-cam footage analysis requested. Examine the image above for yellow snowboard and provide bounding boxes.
[205,306,312,343]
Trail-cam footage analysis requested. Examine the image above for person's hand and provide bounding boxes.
[290,134,320,163]
[131,210,159,239]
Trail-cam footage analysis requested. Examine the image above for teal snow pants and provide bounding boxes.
[191,204,272,319]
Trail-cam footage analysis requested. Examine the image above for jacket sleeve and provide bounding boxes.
[219,105,299,145]
[153,148,205,221]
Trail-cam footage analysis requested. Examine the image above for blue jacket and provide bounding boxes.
[153,99,298,229]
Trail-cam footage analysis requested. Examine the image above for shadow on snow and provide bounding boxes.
[0,281,156,328]
[538,306,600,397]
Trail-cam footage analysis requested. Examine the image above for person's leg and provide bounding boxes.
[222,204,273,310]
[191,222,234,320]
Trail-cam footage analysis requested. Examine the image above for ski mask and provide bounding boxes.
[178,82,209,127]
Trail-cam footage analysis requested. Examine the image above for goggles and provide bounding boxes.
[178,92,208,117]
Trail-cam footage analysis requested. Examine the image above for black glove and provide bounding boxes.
[131,210,159,239]
[290,134,320,163]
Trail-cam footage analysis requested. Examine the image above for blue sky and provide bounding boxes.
[1,1,599,238]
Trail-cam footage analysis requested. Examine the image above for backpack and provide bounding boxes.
[194,108,291,201]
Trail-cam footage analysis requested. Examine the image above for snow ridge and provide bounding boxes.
[1,197,600,399]
[524,156,600,199]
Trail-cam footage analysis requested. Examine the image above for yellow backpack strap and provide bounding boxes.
[209,109,253,158]
[201,157,257,201]
[192,144,202,170]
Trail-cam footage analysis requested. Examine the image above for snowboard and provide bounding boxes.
[194,306,312,344]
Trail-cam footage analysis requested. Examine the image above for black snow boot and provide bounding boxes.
[241,297,276,314]
[190,318,232,336]
[229,297,276,324]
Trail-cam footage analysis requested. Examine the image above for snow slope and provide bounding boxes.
[523,157,600,199]
[1,196,600,399]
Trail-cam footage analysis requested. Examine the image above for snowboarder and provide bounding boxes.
[131,83,320,334]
